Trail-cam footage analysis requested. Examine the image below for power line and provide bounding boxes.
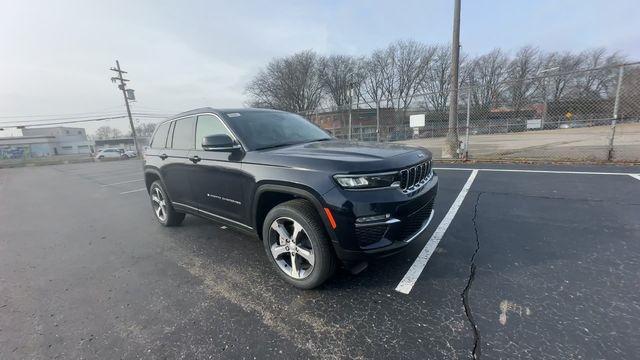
[0,113,126,124]
[0,107,125,119]
[0,113,170,128]
[0,115,129,128]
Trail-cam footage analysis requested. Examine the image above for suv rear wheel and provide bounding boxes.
[149,180,185,226]
[262,199,336,289]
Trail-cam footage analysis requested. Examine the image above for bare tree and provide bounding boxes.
[468,49,509,110]
[390,40,435,111]
[246,50,324,112]
[421,44,454,112]
[94,126,122,140]
[575,48,626,98]
[505,46,541,115]
[319,55,363,108]
[133,122,156,137]
[359,41,435,111]
[361,48,393,110]
[540,51,584,101]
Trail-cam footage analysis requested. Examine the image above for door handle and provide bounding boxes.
[159,153,168,160]
[189,155,201,164]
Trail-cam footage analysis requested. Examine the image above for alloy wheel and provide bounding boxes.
[151,186,167,222]
[268,217,315,279]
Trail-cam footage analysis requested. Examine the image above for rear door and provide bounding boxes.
[188,114,251,227]
[160,116,197,207]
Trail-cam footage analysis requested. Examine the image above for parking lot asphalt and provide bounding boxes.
[1,160,639,359]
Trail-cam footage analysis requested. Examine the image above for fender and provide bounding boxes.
[143,167,166,196]
[252,182,339,244]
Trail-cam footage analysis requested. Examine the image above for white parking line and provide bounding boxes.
[89,171,144,179]
[101,179,144,187]
[100,179,144,187]
[395,169,479,295]
[119,188,146,195]
[630,174,640,181]
[434,167,635,176]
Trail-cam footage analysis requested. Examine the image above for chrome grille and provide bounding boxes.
[398,161,431,192]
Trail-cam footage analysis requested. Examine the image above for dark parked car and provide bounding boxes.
[143,108,438,289]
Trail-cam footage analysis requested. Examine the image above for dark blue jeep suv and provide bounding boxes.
[143,108,438,289]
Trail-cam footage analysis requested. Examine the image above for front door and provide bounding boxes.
[188,114,250,227]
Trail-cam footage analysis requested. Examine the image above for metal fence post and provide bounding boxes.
[464,87,471,161]
[376,102,380,142]
[348,86,353,140]
[608,65,625,161]
[607,120,617,161]
[613,65,624,120]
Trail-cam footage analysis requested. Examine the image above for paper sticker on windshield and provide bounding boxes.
[227,113,241,117]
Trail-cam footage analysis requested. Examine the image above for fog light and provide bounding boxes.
[356,213,391,223]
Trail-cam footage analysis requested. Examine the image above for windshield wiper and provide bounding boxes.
[255,142,301,150]
[255,138,332,150]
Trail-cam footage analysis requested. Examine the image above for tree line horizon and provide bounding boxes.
[245,40,629,115]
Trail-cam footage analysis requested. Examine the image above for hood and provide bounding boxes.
[246,140,432,173]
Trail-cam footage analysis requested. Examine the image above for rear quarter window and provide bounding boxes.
[150,122,171,149]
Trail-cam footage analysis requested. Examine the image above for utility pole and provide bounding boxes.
[444,0,461,159]
[110,60,141,158]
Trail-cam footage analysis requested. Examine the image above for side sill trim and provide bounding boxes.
[172,202,253,230]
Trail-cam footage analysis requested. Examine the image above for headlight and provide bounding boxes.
[333,173,398,189]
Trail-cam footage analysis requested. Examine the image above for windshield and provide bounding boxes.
[224,111,331,150]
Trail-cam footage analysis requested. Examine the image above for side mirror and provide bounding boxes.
[202,134,241,151]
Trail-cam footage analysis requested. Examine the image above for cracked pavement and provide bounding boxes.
[1,161,639,359]
[462,192,482,360]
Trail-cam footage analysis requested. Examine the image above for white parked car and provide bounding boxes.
[121,150,137,159]
[95,148,122,159]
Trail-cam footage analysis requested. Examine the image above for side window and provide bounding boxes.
[171,117,196,150]
[150,122,170,149]
[195,115,233,150]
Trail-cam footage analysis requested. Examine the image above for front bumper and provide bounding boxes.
[322,173,439,263]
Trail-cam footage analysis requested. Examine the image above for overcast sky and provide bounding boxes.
[1,0,638,136]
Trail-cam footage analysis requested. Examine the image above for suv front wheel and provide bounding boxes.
[149,180,185,226]
[262,199,337,289]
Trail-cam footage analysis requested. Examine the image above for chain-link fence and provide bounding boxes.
[300,62,640,163]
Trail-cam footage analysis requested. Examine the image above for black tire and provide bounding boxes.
[262,199,337,289]
[98,155,104,159]
[149,180,185,226]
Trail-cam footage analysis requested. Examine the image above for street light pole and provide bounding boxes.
[444,0,461,158]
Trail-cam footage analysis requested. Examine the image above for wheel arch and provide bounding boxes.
[253,183,334,242]
[144,169,163,193]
